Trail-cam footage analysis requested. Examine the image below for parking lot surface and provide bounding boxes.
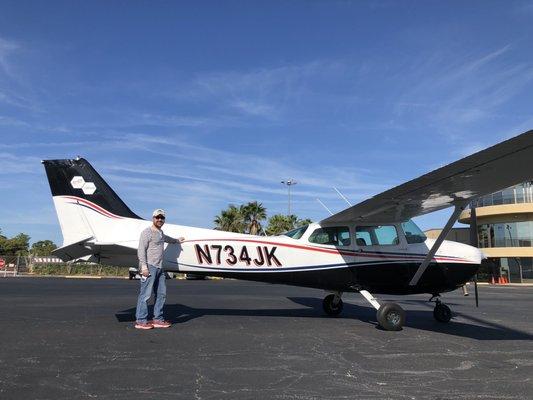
[0,277,532,399]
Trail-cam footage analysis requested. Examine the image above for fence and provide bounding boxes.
[0,255,26,277]
[0,255,129,278]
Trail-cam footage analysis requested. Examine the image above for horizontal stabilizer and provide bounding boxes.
[53,236,95,261]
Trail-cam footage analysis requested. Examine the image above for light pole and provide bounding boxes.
[281,179,297,216]
[506,224,523,283]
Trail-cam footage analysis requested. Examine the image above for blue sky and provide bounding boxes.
[1,1,533,246]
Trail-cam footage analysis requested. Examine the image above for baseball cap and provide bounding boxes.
[152,209,166,217]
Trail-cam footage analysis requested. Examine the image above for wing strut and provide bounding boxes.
[409,202,468,286]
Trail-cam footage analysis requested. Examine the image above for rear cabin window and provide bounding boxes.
[355,225,399,246]
[308,226,350,246]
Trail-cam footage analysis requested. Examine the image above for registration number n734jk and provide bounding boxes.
[195,244,282,267]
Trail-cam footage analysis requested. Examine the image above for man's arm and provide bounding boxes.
[137,229,150,272]
[163,234,185,244]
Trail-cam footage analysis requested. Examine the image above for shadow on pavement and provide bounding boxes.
[115,296,533,341]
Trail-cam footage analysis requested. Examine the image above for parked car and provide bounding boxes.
[128,267,141,280]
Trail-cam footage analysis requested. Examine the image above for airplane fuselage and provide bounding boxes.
[96,217,482,295]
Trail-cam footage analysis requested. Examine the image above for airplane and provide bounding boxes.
[42,129,533,331]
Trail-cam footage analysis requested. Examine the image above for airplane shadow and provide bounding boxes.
[115,296,533,341]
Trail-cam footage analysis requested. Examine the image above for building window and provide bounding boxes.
[478,222,533,248]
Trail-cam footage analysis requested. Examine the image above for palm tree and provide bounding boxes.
[265,214,312,236]
[241,201,267,235]
[213,205,245,233]
[297,217,313,227]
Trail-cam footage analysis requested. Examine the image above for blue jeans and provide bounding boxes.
[135,265,167,323]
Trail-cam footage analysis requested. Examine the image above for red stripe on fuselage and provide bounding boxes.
[182,238,471,264]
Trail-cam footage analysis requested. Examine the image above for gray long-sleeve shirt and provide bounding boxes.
[137,226,178,269]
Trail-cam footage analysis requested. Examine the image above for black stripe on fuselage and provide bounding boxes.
[168,261,479,295]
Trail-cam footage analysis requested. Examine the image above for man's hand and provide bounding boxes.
[178,237,185,243]
[141,267,149,277]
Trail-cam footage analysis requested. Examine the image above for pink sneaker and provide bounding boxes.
[135,321,154,330]
[151,319,171,328]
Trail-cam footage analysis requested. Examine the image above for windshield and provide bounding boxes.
[401,220,427,244]
[283,225,308,239]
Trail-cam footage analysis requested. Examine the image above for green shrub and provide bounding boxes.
[31,263,128,276]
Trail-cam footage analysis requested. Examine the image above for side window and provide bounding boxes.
[308,226,351,246]
[401,220,427,244]
[355,225,399,246]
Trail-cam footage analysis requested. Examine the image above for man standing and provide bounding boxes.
[135,209,184,330]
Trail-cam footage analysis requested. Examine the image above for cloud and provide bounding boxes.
[0,37,19,78]
[109,133,390,193]
[392,45,533,140]
[0,152,42,174]
[166,60,350,121]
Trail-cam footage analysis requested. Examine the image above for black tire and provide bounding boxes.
[433,303,452,323]
[376,303,405,331]
[323,294,344,316]
[128,273,134,280]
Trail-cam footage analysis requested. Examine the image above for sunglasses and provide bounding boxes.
[154,215,165,220]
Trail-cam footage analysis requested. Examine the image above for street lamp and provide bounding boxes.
[506,224,523,283]
[281,179,297,216]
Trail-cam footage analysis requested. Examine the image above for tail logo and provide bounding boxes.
[70,176,97,195]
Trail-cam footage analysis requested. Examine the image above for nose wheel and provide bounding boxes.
[431,296,452,323]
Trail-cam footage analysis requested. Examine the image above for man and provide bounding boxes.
[135,209,184,330]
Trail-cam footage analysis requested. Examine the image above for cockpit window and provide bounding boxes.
[283,225,308,239]
[401,220,427,244]
[308,226,350,246]
[355,225,399,246]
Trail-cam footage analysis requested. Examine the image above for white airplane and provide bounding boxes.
[43,130,533,331]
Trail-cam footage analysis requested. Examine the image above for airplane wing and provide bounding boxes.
[322,130,533,224]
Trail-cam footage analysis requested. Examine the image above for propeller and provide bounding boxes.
[469,205,479,307]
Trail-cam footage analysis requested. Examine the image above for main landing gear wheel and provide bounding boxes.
[376,303,405,331]
[433,303,452,323]
[323,294,343,316]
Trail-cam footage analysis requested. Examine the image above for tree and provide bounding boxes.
[213,205,245,233]
[241,201,267,235]
[0,229,6,254]
[213,204,310,236]
[0,233,30,256]
[30,240,58,256]
[298,218,313,226]
[265,214,311,236]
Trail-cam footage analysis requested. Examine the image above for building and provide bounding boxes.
[425,227,470,245]
[457,182,533,283]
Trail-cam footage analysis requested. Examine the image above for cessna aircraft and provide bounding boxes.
[42,130,533,331]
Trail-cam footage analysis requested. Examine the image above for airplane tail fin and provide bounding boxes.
[42,158,142,246]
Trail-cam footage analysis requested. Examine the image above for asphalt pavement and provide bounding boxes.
[0,277,532,399]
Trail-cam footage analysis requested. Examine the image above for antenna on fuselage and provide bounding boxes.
[333,187,353,206]
[316,198,333,215]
